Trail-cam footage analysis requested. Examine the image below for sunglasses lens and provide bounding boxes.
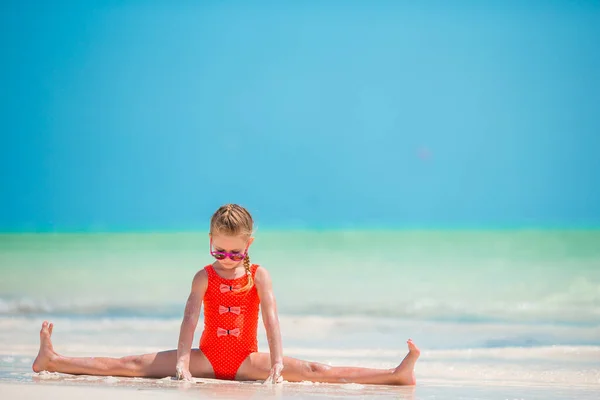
[232,254,246,261]
[212,252,226,260]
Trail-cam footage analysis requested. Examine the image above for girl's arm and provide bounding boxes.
[175,270,208,380]
[255,266,284,383]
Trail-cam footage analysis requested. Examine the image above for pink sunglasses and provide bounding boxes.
[210,238,248,262]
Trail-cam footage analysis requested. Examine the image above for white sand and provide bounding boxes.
[0,382,197,400]
[2,378,600,400]
[0,377,418,400]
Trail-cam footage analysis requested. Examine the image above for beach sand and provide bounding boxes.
[2,374,599,400]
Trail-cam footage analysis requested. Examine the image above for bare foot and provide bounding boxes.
[392,339,420,385]
[32,321,58,373]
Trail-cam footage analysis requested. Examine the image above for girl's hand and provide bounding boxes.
[175,364,193,381]
[264,362,284,384]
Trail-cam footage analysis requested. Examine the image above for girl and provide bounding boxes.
[32,204,420,385]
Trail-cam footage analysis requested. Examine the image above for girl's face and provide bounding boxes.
[210,234,254,268]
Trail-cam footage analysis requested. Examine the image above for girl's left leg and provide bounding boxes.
[235,339,419,386]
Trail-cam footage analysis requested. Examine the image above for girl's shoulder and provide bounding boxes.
[201,264,215,278]
[253,264,273,285]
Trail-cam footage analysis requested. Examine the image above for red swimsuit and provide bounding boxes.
[199,264,260,380]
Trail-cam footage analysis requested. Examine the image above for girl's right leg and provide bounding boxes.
[32,321,215,379]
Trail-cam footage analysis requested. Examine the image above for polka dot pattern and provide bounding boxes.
[199,264,260,380]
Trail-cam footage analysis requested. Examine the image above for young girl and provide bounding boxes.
[32,204,420,385]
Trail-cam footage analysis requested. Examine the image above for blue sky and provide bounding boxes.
[1,1,599,231]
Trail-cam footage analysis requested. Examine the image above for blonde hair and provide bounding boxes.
[210,204,254,293]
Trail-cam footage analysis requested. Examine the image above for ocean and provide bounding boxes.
[1,230,599,398]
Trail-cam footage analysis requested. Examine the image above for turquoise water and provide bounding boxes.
[1,230,599,327]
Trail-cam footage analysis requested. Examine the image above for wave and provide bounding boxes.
[1,296,599,326]
[284,300,600,326]
[0,298,182,319]
[2,314,599,354]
